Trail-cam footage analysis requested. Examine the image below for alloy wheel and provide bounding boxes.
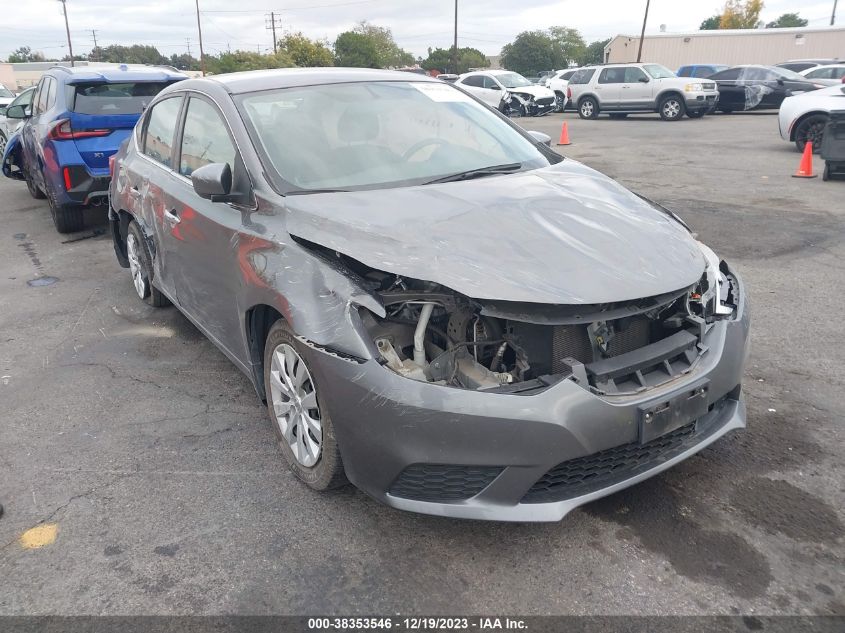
[269,343,322,468]
[797,117,826,152]
[581,101,593,117]
[126,232,148,299]
[0,133,6,156]
[663,99,681,119]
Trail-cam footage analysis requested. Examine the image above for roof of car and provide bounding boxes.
[47,65,187,84]
[204,67,440,94]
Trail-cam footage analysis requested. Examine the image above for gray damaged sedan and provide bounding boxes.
[108,68,749,522]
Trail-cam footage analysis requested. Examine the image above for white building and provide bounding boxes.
[604,26,845,69]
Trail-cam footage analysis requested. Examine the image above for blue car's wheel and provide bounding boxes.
[24,163,46,200]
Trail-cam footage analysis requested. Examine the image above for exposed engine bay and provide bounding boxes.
[298,237,738,396]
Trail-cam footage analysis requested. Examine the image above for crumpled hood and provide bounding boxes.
[506,84,555,99]
[284,160,706,304]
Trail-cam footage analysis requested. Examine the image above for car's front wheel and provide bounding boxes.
[578,96,599,119]
[126,221,170,307]
[659,94,686,121]
[794,114,827,153]
[0,131,6,156]
[264,320,347,491]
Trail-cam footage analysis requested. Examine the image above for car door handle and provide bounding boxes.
[164,209,180,225]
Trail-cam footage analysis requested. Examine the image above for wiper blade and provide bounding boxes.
[422,162,523,185]
[287,188,351,195]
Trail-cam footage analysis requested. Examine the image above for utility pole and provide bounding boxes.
[833,0,839,25]
[91,29,99,62]
[452,0,458,74]
[195,0,206,76]
[58,0,74,67]
[636,0,650,62]
[265,11,282,55]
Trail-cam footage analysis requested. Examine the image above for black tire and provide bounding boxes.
[46,181,84,233]
[24,162,46,200]
[686,110,706,119]
[263,319,347,491]
[578,96,599,119]
[822,163,830,181]
[608,113,628,119]
[718,106,734,114]
[794,114,827,153]
[126,221,170,307]
[658,94,686,121]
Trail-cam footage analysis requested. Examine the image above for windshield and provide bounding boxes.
[643,64,676,79]
[71,81,175,115]
[0,86,14,98]
[495,72,534,88]
[238,81,556,193]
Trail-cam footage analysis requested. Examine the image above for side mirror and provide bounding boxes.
[638,76,650,83]
[5,104,29,119]
[776,78,785,86]
[527,130,552,147]
[191,162,232,202]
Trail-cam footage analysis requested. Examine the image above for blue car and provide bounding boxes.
[2,65,185,233]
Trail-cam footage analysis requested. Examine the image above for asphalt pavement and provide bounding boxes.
[0,110,842,616]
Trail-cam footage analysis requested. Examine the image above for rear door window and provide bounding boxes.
[142,96,183,168]
[178,97,236,177]
[461,75,484,88]
[72,81,174,115]
[598,68,625,84]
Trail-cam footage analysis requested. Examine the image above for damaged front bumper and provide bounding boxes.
[303,269,750,522]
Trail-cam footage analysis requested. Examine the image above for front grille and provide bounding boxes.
[389,464,503,502]
[551,325,592,371]
[702,82,716,90]
[522,421,701,503]
[606,317,650,356]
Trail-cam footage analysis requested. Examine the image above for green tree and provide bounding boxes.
[278,32,333,67]
[94,44,168,65]
[699,15,722,29]
[500,27,585,76]
[169,53,201,71]
[206,50,294,75]
[351,21,414,67]
[334,31,381,68]
[7,46,46,63]
[576,38,610,66]
[421,46,488,74]
[766,12,808,28]
[719,0,765,29]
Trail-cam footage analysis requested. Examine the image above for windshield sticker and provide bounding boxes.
[412,82,474,103]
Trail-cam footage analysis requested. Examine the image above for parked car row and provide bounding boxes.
[454,70,557,116]
[1,65,186,232]
[2,66,750,521]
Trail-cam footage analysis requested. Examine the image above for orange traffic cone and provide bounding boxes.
[792,141,817,178]
[557,121,571,146]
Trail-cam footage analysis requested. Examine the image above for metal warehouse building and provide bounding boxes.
[604,27,844,69]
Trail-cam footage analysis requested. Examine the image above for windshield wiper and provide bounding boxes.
[422,162,523,185]
[287,187,351,195]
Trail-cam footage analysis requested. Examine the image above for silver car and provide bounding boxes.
[0,86,35,156]
[108,68,749,522]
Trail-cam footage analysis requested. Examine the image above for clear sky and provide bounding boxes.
[0,0,838,61]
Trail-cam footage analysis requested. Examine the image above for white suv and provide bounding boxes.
[567,63,720,121]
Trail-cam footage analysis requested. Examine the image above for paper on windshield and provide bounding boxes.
[412,82,474,103]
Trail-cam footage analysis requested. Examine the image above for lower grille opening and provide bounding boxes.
[521,395,731,504]
[389,464,503,502]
